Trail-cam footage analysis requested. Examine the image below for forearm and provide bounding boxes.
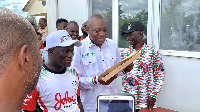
[79,76,99,90]
[77,98,84,112]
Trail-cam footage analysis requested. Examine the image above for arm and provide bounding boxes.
[150,51,165,99]
[77,98,84,112]
[76,74,84,112]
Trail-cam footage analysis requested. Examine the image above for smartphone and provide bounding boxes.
[97,93,135,112]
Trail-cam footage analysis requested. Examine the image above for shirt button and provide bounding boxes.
[100,50,101,51]
[103,60,104,61]
[89,62,91,63]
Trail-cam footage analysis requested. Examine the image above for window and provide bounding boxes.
[92,0,112,39]
[160,0,200,52]
[118,0,148,48]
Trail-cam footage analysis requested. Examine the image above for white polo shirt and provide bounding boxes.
[72,37,123,112]
[37,64,80,112]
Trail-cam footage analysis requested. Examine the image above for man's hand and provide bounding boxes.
[123,63,134,73]
[98,74,118,85]
[147,96,156,110]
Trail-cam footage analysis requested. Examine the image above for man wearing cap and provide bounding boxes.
[36,30,83,112]
[120,21,165,112]
[72,14,133,112]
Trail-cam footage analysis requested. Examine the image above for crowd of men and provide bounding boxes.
[0,7,165,112]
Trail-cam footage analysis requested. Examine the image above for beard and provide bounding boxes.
[82,30,88,36]
[23,49,42,99]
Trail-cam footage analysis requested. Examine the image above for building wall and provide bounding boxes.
[156,55,200,112]
[116,55,200,112]
[28,0,47,17]
[47,0,88,34]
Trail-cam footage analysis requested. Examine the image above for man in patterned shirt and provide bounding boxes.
[120,21,165,112]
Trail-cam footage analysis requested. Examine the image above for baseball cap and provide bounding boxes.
[27,18,37,26]
[122,21,145,35]
[44,30,81,50]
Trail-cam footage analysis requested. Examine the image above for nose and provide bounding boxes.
[99,31,106,37]
[68,52,74,58]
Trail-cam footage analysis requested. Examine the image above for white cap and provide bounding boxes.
[44,30,81,50]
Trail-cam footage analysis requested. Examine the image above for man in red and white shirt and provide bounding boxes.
[36,30,83,112]
[120,21,165,112]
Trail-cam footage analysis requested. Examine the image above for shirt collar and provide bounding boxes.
[87,37,108,48]
[128,43,146,52]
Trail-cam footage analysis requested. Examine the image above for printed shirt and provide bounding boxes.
[120,44,165,109]
[36,64,80,112]
[38,26,48,39]
[71,37,123,112]
[22,88,39,111]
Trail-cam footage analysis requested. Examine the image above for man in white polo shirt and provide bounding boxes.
[72,14,133,112]
[36,30,83,112]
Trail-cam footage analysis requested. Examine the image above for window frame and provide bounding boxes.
[157,0,200,59]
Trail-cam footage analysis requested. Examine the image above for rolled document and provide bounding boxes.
[101,50,140,82]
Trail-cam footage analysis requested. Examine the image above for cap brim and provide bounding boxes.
[122,29,134,35]
[44,40,82,51]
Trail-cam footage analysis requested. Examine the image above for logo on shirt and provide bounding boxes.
[54,91,76,110]
[23,95,33,105]
[72,80,78,91]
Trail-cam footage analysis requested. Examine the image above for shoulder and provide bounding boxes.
[105,38,117,46]
[143,45,160,56]
[39,66,51,79]
[65,67,76,75]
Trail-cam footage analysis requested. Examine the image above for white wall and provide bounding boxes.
[47,0,89,34]
[58,0,88,26]
[156,55,200,112]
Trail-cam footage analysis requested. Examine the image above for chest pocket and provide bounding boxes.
[81,54,98,76]
[105,52,116,68]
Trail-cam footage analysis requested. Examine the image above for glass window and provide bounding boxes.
[160,0,200,52]
[118,0,148,48]
[92,0,112,39]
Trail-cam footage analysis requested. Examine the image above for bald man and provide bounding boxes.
[67,21,79,40]
[72,14,133,112]
[0,8,42,111]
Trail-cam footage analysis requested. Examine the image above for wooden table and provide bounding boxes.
[139,107,177,112]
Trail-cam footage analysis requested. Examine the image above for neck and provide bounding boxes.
[45,61,65,72]
[82,34,87,39]
[132,42,144,51]
[41,26,46,29]
[0,70,24,111]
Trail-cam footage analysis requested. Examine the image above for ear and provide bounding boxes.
[48,48,54,55]
[86,25,89,33]
[139,31,143,38]
[18,45,30,71]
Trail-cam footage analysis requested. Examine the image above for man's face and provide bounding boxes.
[57,22,68,31]
[81,22,88,36]
[87,18,107,47]
[127,31,141,46]
[38,18,46,28]
[67,24,79,40]
[51,45,74,68]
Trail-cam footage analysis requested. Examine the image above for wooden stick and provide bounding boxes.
[101,50,140,82]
